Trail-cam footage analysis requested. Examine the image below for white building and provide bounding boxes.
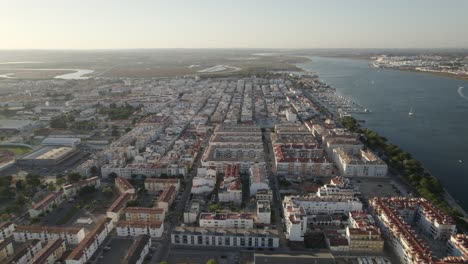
[184,200,201,224]
[144,178,180,193]
[371,197,459,264]
[249,164,269,196]
[13,226,85,245]
[218,164,242,204]
[62,176,101,196]
[333,148,387,177]
[447,234,468,260]
[115,177,135,195]
[257,200,271,225]
[255,189,273,202]
[171,226,279,249]
[41,137,81,148]
[0,222,15,240]
[29,191,65,218]
[283,202,308,242]
[65,218,114,264]
[273,143,332,177]
[199,212,254,229]
[291,195,363,215]
[116,221,164,238]
[30,238,66,264]
[191,168,217,194]
[106,193,133,223]
[124,207,165,222]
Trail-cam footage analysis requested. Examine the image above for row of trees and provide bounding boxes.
[340,116,465,229]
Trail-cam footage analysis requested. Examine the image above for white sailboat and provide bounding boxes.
[408,107,413,116]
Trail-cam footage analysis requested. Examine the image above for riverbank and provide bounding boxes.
[339,115,468,229]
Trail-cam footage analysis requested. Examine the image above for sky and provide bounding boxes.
[0,0,467,49]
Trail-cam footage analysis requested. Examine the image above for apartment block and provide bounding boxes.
[29,191,65,218]
[13,226,85,245]
[116,221,164,238]
[124,207,165,222]
[199,212,254,229]
[171,226,279,249]
[144,178,180,193]
[65,218,113,264]
[30,238,66,264]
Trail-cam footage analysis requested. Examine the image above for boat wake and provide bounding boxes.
[458,86,468,101]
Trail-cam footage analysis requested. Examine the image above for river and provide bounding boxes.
[298,56,468,210]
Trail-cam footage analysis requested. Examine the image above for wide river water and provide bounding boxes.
[298,56,468,210]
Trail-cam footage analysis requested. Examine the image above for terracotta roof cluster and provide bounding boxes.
[371,197,456,263]
[66,218,112,261]
[32,191,63,210]
[116,220,162,229]
[63,176,99,190]
[125,207,165,215]
[115,176,134,193]
[158,185,176,203]
[30,239,64,264]
[108,193,132,213]
[15,225,82,234]
[273,143,329,163]
[200,212,254,220]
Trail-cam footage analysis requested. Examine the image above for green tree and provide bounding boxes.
[15,179,24,190]
[26,173,41,186]
[108,172,118,181]
[206,259,217,264]
[90,166,98,175]
[102,187,114,197]
[48,183,57,192]
[67,172,82,183]
[0,213,9,221]
[56,177,66,187]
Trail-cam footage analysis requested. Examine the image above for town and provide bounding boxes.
[0,73,467,264]
[371,54,468,78]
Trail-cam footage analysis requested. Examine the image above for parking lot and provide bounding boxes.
[94,237,135,264]
[351,177,405,199]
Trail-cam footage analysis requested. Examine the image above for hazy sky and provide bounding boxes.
[1,0,468,49]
